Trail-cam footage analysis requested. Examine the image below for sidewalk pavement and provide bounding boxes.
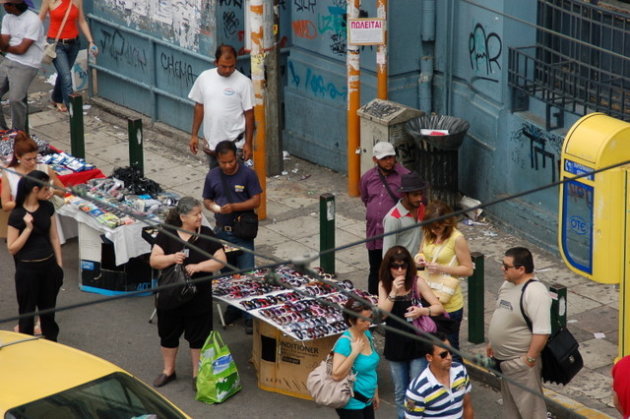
[24,74,619,418]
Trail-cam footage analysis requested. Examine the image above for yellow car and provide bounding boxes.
[0,331,190,418]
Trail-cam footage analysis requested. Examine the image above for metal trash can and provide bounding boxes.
[406,115,470,209]
[357,99,423,174]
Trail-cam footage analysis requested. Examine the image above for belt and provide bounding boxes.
[50,37,78,45]
[19,254,54,263]
[218,225,233,232]
[353,391,373,405]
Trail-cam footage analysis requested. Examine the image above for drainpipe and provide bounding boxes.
[419,0,435,112]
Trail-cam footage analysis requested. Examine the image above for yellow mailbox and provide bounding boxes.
[560,113,630,283]
[560,112,630,357]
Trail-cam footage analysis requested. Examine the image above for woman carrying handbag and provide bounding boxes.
[331,298,380,419]
[414,200,474,362]
[39,0,97,112]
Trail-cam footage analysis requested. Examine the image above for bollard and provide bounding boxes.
[128,118,144,176]
[550,284,567,335]
[68,94,85,159]
[467,252,485,344]
[319,193,335,274]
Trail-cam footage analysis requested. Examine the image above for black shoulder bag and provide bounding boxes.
[155,264,197,310]
[520,279,583,385]
[219,171,259,240]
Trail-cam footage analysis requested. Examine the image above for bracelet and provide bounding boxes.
[387,295,396,302]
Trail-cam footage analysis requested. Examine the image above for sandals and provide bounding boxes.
[50,101,68,112]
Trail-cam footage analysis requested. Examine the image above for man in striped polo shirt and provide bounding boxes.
[404,332,473,418]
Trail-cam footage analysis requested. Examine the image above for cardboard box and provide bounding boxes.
[252,318,339,399]
[0,208,8,238]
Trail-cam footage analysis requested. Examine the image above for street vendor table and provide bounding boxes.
[213,267,377,399]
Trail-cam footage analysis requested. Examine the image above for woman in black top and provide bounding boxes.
[150,196,226,391]
[7,170,63,341]
[377,245,444,419]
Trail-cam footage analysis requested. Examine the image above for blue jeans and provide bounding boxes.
[447,308,463,363]
[50,39,80,106]
[389,357,428,419]
[216,229,255,322]
[215,229,255,271]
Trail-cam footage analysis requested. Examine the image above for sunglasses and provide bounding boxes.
[501,262,519,270]
[390,262,408,270]
[437,350,451,359]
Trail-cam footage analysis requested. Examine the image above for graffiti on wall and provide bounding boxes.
[160,52,197,88]
[288,61,347,100]
[511,122,562,182]
[468,23,502,83]
[100,28,148,72]
[101,0,203,50]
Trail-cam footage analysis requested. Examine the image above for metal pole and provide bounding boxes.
[549,284,567,335]
[347,0,361,197]
[68,93,85,159]
[467,252,484,344]
[320,193,335,274]
[250,0,268,220]
[265,0,283,176]
[376,0,388,99]
[127,118,144,177]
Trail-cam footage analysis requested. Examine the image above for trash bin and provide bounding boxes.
[357,99,423,174]
[406,115,470,209]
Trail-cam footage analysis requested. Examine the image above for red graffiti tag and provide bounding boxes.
[292,19,317,39]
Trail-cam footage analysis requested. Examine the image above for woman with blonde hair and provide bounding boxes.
[415,200,473,360]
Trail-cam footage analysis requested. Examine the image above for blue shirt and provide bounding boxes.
[202,164,262,227]
[404,362,471,418]
[333,330,380,410]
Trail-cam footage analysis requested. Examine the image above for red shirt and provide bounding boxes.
[47,0,79,40]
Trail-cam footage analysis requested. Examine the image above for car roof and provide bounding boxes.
[0,330,126,410]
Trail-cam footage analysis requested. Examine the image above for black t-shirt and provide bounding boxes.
[8,200,55,261]
[384,295,424,361]
[154,225,223,313]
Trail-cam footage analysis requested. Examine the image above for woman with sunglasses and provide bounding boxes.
[331,298,380,418]
[6,170,63,341]
[414,200,473,361]
[378,245,444,419]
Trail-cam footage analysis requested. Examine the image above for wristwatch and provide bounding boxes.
[526,356,536,364]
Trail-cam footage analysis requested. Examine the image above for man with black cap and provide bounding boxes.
[0,0,44,131]
[382,172,428,256]
[360,141,410,295]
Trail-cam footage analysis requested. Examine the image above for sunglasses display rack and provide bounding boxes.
[213,266,378,341]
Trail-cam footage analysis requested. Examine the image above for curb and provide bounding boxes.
[464,361,614,419]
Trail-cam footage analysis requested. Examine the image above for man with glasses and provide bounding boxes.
[360,142,410,294]
[404,332,473,418]
[487,247,551,418]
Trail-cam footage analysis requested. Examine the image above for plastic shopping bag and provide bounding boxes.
[195,330,242,404]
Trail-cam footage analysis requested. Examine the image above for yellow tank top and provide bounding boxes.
[421,228,464,312]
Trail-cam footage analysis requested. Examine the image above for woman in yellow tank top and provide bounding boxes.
[414,200,473,361]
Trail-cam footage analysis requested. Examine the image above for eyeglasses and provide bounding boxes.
[390,262,408,270]
[501,262,518,270]
[437,350,451,359]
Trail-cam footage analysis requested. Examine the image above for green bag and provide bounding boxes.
[195,330,242,404]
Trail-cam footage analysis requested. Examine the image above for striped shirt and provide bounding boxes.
[404,362,471,418]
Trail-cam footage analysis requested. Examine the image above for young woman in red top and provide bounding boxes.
[39,0,97,112]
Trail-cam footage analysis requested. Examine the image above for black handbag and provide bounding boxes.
[520,280,583,385]
[155,264,197,310]
[219,171,259,240]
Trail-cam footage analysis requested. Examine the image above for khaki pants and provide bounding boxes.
[500,357,547,419]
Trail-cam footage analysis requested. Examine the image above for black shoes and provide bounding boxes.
[223,308,242,326]
[153,372,177,387]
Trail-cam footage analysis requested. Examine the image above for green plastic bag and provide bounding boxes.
[195,330,242,404]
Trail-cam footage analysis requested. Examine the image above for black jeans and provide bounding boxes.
[15,257,63,341]
[336,404,375,419]
[367,248,382,296]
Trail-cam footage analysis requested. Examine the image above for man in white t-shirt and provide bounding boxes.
[188,44,254,169]
[487,247,551,419]
[0,0,44,131]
